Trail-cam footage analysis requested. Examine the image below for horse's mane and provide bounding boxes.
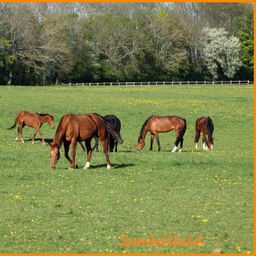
[52,115,67,147]
[37,113,48,116]
[139,116,153,140]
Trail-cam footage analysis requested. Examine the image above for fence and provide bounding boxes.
[60,80,253,86]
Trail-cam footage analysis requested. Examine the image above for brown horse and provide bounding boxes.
[50,113,123,169]
[194,116,214,150]
[8,110,55,144]
[136,115,187,152]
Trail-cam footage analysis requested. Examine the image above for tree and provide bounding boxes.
[0,39,16,84]
[201,27,242,79]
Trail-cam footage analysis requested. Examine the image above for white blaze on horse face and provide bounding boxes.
[172,146,178,153]
[84,161,90,169]
[107,164,111,169]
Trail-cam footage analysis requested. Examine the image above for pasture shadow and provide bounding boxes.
[24,138,53,145]
[89,163,135,169]
[160,149,196,153]
[118,150,135,153]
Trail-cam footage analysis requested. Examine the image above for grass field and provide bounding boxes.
[0,85,254,253]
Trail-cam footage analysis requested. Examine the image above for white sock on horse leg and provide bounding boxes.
[172,146,178,153]
[84,161,90,169]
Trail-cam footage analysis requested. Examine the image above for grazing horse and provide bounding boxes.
[94,115,122,152]
[194,116,214,150]
[50,113,123,170]
[136,115,187,152]
[8,110,55,144]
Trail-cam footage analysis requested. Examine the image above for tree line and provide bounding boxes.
[0,3,253,85]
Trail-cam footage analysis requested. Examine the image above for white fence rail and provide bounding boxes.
[60,80,253,86]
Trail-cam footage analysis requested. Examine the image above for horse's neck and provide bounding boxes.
[38,115,48,123]
[53,121,68,147]
[141,126,148,141]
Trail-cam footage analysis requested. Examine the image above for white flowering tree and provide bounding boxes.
[201,27,242,79]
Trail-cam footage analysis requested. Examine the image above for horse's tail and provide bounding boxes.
[175,118,187,146]
[206,117,214,139]
[103,117,123,144]
[8,116,18,130]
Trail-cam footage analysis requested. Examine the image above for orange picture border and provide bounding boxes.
[0,0,255,256]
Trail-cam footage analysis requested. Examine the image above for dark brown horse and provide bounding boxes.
[194,116,214,150]
[94,114,122,152]
[50,113,123,169]
[136,115,187,152]
[8,110,55,144]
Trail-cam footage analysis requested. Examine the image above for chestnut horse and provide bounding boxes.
[50,113,123,169]
[136,115,187,152]
[194,116,214,150]
[8,110,55,144]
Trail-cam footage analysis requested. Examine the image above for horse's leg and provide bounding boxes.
[115,141,118,152]
[18,125,24,143]
[36,128,45,145]
[70,139,78,169]
[84,139,92,169]
[150,133,155,151]
[194,129,200,149]
[64,140,72,165]
[202,133,208,150]
[32,129,38,144]
[172,131,180,153]
[100,138,110,169]
[94,137,99,152]
[109,137,114,152]
[156,133,161,152]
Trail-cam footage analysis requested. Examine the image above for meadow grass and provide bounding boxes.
[0,85,253,253]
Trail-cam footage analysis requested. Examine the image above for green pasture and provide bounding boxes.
[0,85,253,253]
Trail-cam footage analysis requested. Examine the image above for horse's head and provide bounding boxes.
[47,115,55,129]
[136,137,145,151]
[50,144,60,169]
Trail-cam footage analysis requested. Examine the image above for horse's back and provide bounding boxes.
[149,115,185,132]
[195,116,213,133]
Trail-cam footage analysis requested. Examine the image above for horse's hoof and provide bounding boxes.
[21,140,25,144]
[42,142,46,146]
[32,141,35,145]
[107,164,111,170]
[68,166,75,170]
[178,148,183,152]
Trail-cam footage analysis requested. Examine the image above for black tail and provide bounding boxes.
[175,119,187,147]
[103,118,123,144]
[8,117,18,130]
[206,117,214,140]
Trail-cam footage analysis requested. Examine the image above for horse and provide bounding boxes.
[194,116,214,150]
[136,115,187,152]
[50,113,123,170]
[94,115,122,152]
[8,110,55,145]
